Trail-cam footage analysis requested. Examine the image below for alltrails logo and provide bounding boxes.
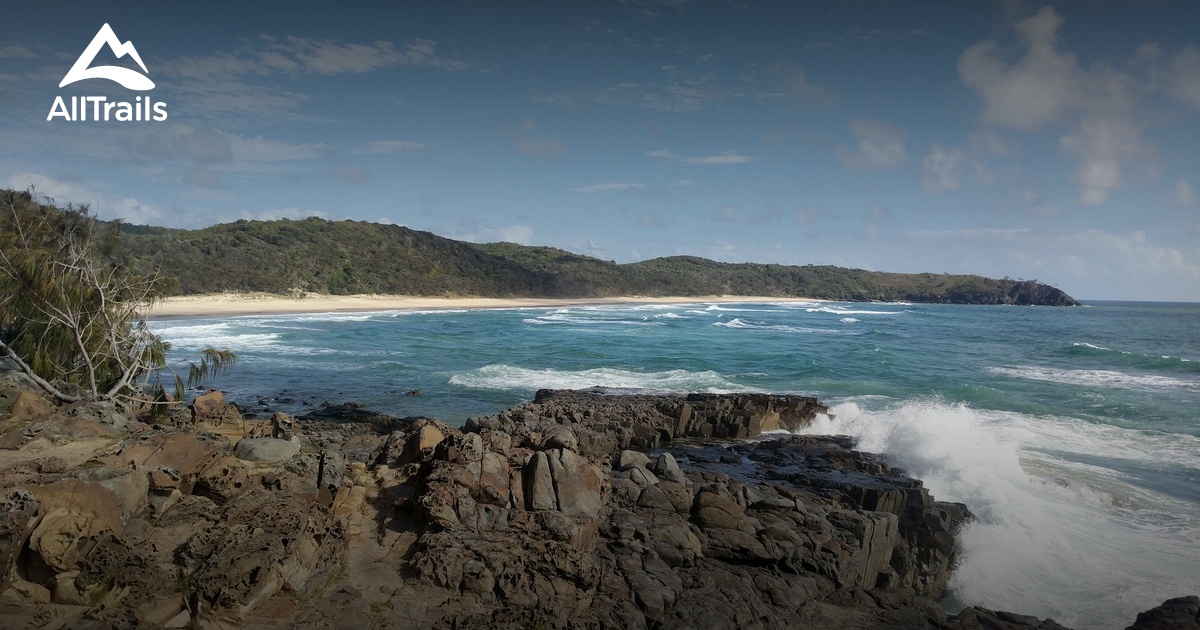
[47,23,168,122]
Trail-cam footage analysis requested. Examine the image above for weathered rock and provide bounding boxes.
[616,450,652,471]
[7,391,52,424]
[190,389,225,423]
[192,456,252,504]
[22,479,125,579]
[549,448,603,519]
[317,450,346,496]
[1125,596,1200,630]
[0,373,1189,630]
[177,492,343,618]
[234,437,300,463]
[271,411,295,437]
[523,451,557,512]
[0,490,39,595]
[401,421,446,464]
[653,452,687,485]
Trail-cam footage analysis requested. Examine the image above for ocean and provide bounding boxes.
[153,300,1200,628]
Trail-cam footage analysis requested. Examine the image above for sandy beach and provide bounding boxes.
[148,293,820,318]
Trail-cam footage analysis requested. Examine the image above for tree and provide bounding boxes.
[0,188,234,413]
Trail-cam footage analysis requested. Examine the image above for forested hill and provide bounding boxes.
[113,217,1080,306]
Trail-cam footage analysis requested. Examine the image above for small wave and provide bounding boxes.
[713,318,845,335]
[653,312,688,319]
[988,366,1199,391]
[840,317,860,323]
[1063,342,1200,374]
[161,332,281,351]
[806,306,902,315]
[448,364,748,393]
[522,313,664,327]
[703,304,773,312]
[149,322,232,336]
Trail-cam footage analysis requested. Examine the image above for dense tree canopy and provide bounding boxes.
[0,189,233,409]
[108,211,1078,306]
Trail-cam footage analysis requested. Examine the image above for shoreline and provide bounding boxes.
[147,292,821,318]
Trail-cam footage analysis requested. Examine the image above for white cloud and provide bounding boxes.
[154,36,467,121]
[507,120,566,157]
[4,172,163,225]
[0,44,35,59]
[1174,179,1197,206]
[1168,45,1200,110]
[161,36,468,80]
[1058,117,1148,206]
[573,182,646,193]
[957,6,1161,206]
[240,207,332,221]
[683,151,754,165]
[713,202,781,225]
[754,62,838,107]
[968,129,1014,156]
[275,37,469,74]
[838,118,907,169]
[222,132,325,162]
[902,227,1200,301]
[958,7,1077,131]
[352,140,428,154]
[644,148,751,165]
[457,225,534,245]
[920,143,967,193]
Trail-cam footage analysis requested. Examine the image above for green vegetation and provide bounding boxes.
[92,198,1078,306]
[0,189,235,409]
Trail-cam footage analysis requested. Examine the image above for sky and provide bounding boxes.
[1,1,1198,301]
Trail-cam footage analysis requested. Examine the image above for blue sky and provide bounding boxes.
[1,1,1198,301]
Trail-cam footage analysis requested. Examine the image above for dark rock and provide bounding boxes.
[1125,596,1200,630]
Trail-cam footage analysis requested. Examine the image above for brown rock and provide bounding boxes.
[549,449,602,519]
[401,423,445,464]
[479,451,510,507]
[190,389,225,423]
[0,489,39,596]
[524,451,556,511]
[8,391,52,424]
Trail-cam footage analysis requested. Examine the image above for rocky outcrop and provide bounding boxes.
[0,376,1190,628]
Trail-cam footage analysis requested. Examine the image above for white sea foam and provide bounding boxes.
[713,318,846,335]
[987,366,1199,391]
[159,330,281,351]
[1072,342,1111,351]
[840,317,860,323]
[703,304,773,312]
[448,364,748,393]
[796,399,1200,629]
[521,313,664,326]
[806,306,902,315]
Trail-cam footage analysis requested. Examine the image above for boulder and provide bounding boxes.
[1125,596,1200,630]
[523,452,557,512]
[234,438,300,463]
[190,389,225,423]
[8,391,52,424]
[548,449,602,519]
[23,479,125,579]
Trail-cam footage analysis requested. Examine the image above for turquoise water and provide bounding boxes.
[154,300,1200,628]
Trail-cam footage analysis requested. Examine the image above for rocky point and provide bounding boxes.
[0,364,1195,629]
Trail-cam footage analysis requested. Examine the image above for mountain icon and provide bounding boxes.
[59,23,155,91]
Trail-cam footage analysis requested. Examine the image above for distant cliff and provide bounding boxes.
[112,217,1079,305]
